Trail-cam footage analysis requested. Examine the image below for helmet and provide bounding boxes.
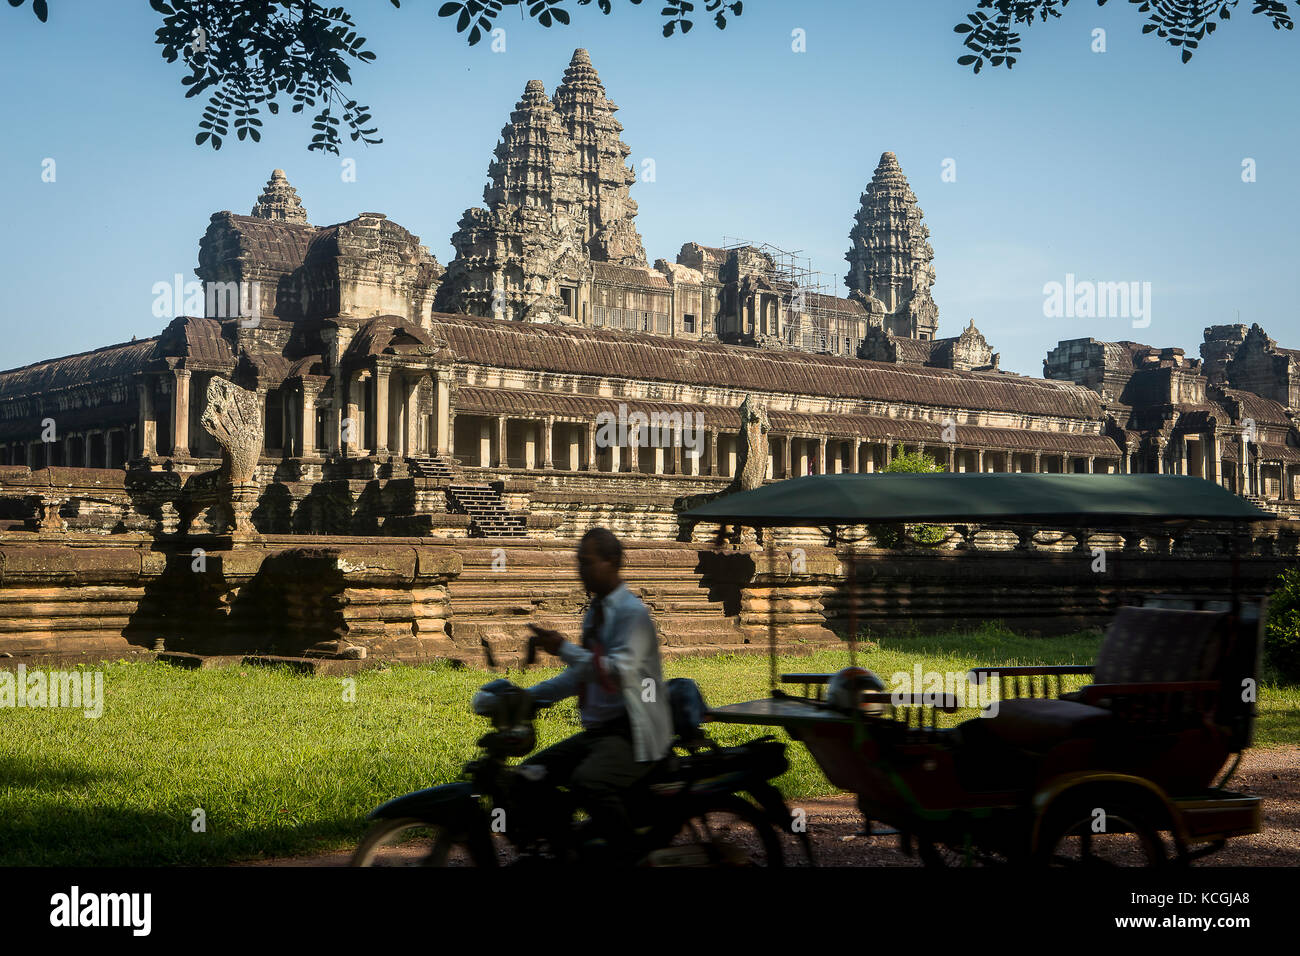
[825,667,887,714]
[471,679,537,757]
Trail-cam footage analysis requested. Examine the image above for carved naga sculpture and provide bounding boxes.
[730,393,771,493]
[200,376,264,535]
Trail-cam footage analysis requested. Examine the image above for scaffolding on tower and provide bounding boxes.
[721,237,864,356]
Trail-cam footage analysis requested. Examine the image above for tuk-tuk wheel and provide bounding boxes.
[1034,802,1166,868]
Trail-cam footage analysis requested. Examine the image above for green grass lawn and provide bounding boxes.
[2,623,1296,866]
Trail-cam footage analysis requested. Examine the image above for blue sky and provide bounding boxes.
[1,0,1296,374]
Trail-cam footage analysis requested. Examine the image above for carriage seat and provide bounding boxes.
[961,606,1230,754]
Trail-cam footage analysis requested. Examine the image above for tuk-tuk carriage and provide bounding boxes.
[685,473,1273,866]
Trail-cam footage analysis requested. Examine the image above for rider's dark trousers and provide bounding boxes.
[521,714,655,861]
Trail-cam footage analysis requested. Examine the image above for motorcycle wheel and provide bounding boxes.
[651,795,785,867]
[350,817,497,867]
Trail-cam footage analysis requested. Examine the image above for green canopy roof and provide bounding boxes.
[682,474,1275,527]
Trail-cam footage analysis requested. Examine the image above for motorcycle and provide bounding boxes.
[352,675,808,867]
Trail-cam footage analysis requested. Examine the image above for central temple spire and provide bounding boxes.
[844,152,938,339]
[552,48,646,265]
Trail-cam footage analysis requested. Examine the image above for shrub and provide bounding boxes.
[1264,569,1300,683]
[870,450,947,547]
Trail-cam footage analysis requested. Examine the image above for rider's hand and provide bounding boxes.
[527,623,565,656]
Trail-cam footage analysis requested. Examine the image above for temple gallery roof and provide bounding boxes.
[0,337,159,400]
[427,313,1101,419]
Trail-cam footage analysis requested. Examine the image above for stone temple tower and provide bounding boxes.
[552,48,646,266]
[439,52,647,323]
[251,169,309,224]
[438,79,590,322]
[844,152,938,340]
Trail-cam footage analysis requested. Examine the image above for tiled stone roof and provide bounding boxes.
[216,213,321,274]
[157,316,236,368]
[591,262,670,289]
[0,338,159,399]
[344,317,437,364]
[431,313,1101,419]
[1220,388,1291,426]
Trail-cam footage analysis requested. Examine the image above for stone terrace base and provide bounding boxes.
[0,531,1293,667]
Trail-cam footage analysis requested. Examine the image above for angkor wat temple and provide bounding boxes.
[1,51,1298,665]
[3,48,1298,537]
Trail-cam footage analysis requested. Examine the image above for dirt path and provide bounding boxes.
[238,747,1299,867]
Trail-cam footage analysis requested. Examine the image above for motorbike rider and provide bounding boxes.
[521,526,673,864]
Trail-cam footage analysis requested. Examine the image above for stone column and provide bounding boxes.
[524,421,537,470]
[496,415,507,468]
[136,380,157,459]
[782,435,793,478]
[479,421,492,467]
[345,374,362,457]
[83,434,93,467]
[585,421,597,471]
[325,381,342,457]
[404,379,420,458]
[301,383,321,458]
[977,449,985,473]
[816,437,827,475]
[567,425,580,471]
[947,446,956,472]
[864,443,875,473]
[542,416,554,470]
[1155,439,1165,475]
[653,446,664,474]
[707,429,718,476]
[1032,451,1042,473]
[172,368,191,458]
[1207,431,1221,486]
[374,366,390,457]
[1240,432,1250,495]
[434,371,451,457]
[1086,455,1095,474]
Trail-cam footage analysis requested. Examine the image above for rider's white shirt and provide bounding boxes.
[527,583,673,763]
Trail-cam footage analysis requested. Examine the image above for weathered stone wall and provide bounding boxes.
[2,524,1296,666]
[0,536,461,664]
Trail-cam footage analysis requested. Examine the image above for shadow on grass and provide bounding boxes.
[0,799,372,867]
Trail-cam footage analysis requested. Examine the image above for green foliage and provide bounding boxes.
[436,0,743,44]
[1264,568,1300,682]
[7,0,741,153]
[955,1,1294,74]
[882,450,945,475]
[873,449,946,546]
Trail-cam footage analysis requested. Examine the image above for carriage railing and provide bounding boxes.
[967,665,1094,701]
[777,673,961,736]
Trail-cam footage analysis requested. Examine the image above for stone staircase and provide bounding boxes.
[1243,494,1278,515]
[447,483,528,537]
[445,544,842,667]
[407,456,457,481]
